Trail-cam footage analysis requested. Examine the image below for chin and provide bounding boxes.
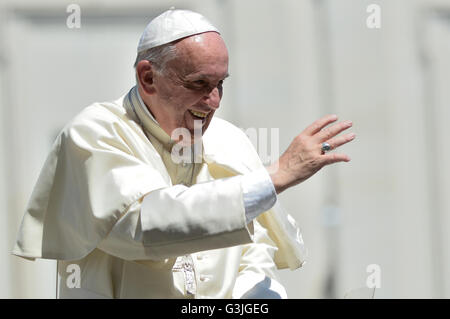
[184,111,214,136]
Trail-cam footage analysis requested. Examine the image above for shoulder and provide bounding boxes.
[59,95,137,153]
[65,95,128,131]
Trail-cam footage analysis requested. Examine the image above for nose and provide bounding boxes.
[203,87,221,109]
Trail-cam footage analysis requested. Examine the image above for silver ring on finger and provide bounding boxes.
[321,142,332,154]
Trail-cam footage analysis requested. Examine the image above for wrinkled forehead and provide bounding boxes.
[168,32,229,79]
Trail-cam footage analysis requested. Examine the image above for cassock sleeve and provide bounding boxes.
[13,103,305,270]
[232,219,288,299]
[97,176,256,261]
[13,105,251,261]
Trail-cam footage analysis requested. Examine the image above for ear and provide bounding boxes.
[136,60,157,95]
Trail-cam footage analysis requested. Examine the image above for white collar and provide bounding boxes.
[136,88,159,125]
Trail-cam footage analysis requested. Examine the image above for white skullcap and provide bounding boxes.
[137,8,220,53]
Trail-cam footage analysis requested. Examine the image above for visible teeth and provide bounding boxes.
[189,110,208,118]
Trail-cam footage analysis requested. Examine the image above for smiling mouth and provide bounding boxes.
[189,109,209,119]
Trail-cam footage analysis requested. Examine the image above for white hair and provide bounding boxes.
[134,42,178,75]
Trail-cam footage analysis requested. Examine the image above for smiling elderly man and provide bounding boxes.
[12,9,355,299]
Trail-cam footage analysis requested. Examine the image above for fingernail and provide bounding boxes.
[349,133,356,139]
[345,120,353,126]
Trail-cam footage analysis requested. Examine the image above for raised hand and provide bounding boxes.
[267,114,355,194]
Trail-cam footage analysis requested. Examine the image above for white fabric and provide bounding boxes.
[139,176,251,259]
[232,220,287,299]
[12,87,307,298]
[242,168,277,224]
[12,87,307,268]
[137,9,220,53]
[134,89,277,225]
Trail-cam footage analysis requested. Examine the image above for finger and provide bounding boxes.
[320,153,351,166]
[324,132,356,150]
[314,120,352,143]
[303,114,338,136]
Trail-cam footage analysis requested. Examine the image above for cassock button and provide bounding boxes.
[196,255,203,261]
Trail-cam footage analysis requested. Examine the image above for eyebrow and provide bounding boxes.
[184,72,230,81]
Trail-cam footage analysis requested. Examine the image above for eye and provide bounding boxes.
[187,80,209,90]
[190,80,209,88]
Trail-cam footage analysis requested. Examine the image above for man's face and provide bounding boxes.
[145,32,229,139]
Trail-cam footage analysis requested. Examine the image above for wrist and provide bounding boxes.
[267,162,287,195]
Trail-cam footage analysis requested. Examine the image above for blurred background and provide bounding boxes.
[0,0,449,298]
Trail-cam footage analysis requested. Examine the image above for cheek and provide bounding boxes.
[168,88,202,107]
[185,90,207,104]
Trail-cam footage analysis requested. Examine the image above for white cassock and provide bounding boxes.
[12,86,307,298]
